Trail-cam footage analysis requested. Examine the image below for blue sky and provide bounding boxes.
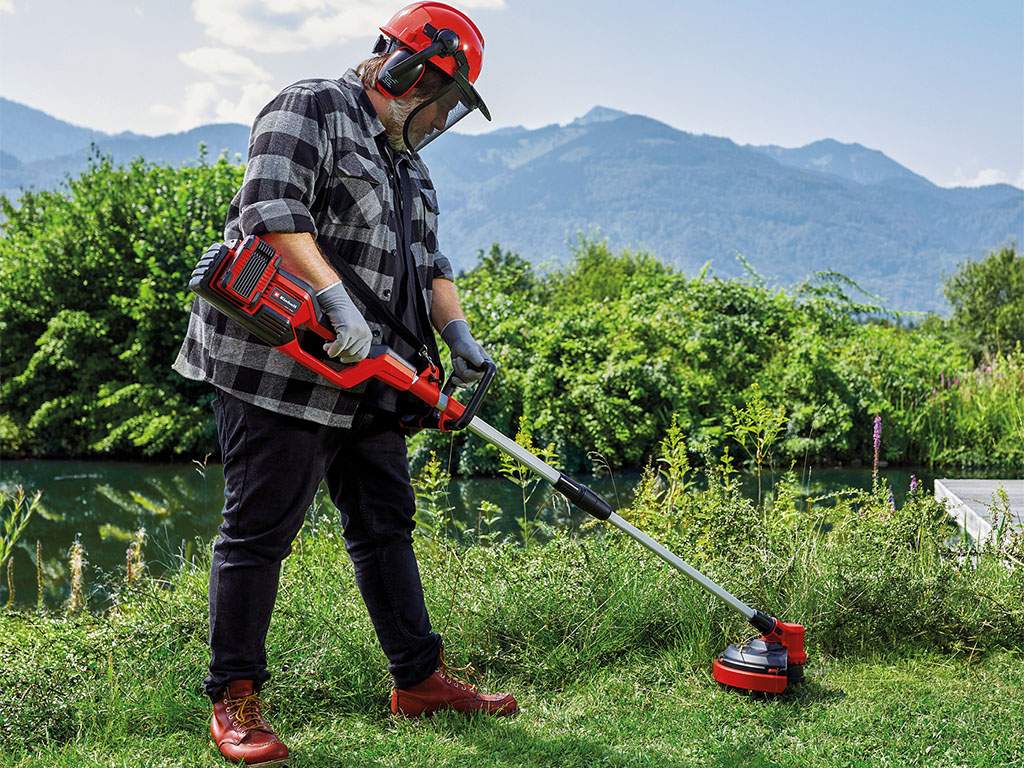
[1,0,1021,187]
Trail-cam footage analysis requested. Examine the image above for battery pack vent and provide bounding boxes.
[233,249,271,300]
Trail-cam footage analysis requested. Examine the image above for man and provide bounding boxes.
[172,3,516,765]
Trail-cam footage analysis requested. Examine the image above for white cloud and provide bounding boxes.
[191,0,505,54]
[153,47,275,131]
[154,0,505,131]
[151,80,278,131]
[150,82,219,130]
[945,167,1024,189]
[216,82,280,123]
[0,0,15,14]
[179,47,271,85]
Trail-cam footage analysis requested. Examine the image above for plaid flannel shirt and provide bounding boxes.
[173,69,455,427]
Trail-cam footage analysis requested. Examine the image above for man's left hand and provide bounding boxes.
[440,319,494,387]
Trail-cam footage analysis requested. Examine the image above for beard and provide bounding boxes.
[379,96,422,153]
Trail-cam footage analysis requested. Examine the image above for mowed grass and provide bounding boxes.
[3,651,1021,767]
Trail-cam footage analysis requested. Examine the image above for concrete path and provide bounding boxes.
[935,479,1023,540]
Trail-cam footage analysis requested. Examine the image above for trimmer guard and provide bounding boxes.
[713,617,807,694]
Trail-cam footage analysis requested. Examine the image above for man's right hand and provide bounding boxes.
[315,281,372,362]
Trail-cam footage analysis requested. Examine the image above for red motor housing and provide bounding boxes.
[712,616,807,694]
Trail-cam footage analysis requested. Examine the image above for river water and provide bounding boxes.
[0,459,985,609]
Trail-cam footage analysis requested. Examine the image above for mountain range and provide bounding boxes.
[2,97,1021,311]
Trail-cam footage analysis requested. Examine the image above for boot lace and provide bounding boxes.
[438,657,480,695]
[224,692,273,733]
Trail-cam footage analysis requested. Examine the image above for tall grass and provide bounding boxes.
[1,485,41,609]
[0,485,40,568]
[907,347,1024,468]
[1,417,1021,755]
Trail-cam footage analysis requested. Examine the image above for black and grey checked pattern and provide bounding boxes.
[173,69,455,427]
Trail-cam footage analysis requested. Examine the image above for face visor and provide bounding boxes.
[402,73,489,153]
[374,26,490,154]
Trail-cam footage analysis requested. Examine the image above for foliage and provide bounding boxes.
[618,422,1024,656]
[0,148,242,457]
[727,383,787,502]
[66,537,87,615]
[429,239,1024,473]
[944,244,1024,359]
[2,154,1021,472]
[496,420,561,547]
[411,452,460,548]
[0,485,40,568]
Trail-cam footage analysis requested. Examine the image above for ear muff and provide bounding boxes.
[375,28,461,99]
[377,47,428,98]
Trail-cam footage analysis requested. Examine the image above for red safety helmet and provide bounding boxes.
[372,2,491,152]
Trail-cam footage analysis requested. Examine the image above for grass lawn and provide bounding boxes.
[5,649,1021,767]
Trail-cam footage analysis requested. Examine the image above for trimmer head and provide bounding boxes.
[712,617,807,694]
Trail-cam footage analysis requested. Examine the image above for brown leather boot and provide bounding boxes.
[391,650,518,718]
[210,679,289,766]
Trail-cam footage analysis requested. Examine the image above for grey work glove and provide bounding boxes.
[316,281,372,363]
[441,318,494,387]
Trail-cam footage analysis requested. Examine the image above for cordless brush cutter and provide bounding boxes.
[189,235,808,694]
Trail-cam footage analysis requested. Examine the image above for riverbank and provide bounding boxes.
[1,455,1010,610]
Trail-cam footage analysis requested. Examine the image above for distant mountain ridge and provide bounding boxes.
[749,138,931,186]
[1,98,111,163]
[0,98,248,195]
[423,107,1021,311]
[2,97,1021,311]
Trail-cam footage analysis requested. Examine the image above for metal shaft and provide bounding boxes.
[467,416,560,483]
[464,415,756,621]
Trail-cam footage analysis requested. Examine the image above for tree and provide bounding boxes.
[944,245,1024,359]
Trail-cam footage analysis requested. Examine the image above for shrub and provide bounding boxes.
[945,245,1023,359]
[2,154,1020,471]
[0,149,242,457]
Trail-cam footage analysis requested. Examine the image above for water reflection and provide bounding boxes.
[0,459,983,609]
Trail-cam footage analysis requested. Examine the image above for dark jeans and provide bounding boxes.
[204,387,442,701]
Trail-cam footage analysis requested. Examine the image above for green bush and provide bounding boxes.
[2,154,1021,471]
[0,149,242,457]
[424,240,1024,474]
[945,244,1023,359]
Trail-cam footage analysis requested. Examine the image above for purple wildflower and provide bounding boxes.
[888,491,896,511]
[872,415,882,489]
[910,474,919,493]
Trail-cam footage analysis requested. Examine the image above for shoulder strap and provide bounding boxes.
[306,99,437,369]
[324,246,435,366]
